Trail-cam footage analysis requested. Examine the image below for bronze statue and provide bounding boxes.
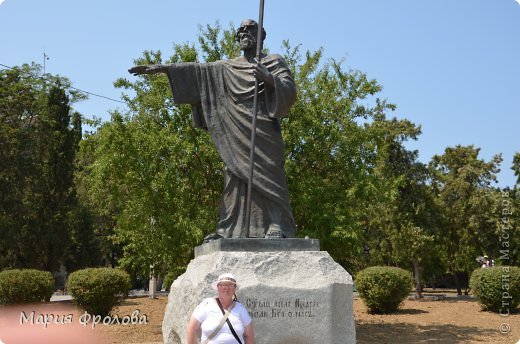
[129,19,297,240]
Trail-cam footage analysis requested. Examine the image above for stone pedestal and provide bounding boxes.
[162,239,355,344]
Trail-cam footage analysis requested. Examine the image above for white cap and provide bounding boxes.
[211,273,239,290]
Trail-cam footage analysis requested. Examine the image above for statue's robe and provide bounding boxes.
[165,54,297,238]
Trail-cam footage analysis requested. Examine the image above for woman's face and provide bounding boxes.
[217,282,236,298]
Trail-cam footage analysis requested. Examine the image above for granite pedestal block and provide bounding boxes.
[163,239,355,344]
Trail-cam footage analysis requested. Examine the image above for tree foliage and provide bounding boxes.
[280,43,417,272]
[4,23,516,290]
[0,63,99,271]
[76,27,236,277]
[79,23,426,276]
[361,119,441,297]
[429,145,503,294]
[513,152,520,187]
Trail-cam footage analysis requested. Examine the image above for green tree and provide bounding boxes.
[363,118,441,298]
[0,63,97,271]
[81,23,411,277]
[507,152,520,265]
[78,33,228,277]
[429,145,502,294]
[281,44,403,272]
[513,152,520,187]
[497,152,519,266]
[505,187,519,265]
[0,65,41,268]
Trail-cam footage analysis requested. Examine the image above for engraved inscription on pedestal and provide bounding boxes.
[163,249,355,344]
[246,297,320,319]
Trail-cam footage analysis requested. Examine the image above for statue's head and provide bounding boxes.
[235,19,266,51]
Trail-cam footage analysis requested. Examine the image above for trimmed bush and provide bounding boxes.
[0,269,54,305]
[470,266,520,313]
[356,266,413,314]
[66,268,131,316]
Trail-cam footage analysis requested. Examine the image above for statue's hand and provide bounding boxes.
[253,62,274,87]
[128,65,162,75]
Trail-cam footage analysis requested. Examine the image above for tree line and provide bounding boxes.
[1,24,518,295]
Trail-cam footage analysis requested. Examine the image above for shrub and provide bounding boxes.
[163,271,175,291]
[0,269,54,305]
[66,268,131,316]
[355,266,413,314]
[163,266,186,291]
[470,266,520,313]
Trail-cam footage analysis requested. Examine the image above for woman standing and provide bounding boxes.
[187,273,254,344]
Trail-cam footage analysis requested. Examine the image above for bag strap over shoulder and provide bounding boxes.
[216,298,243,344]
[202,298,236,344]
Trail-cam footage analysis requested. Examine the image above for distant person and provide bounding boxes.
[476,256,489,268]
[187,273,254,344]
[486,256,494,267]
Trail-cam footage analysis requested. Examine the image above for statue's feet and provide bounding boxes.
[264,225,287,239]
[203,232,224,243]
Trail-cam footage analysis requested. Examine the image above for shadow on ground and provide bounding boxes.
[119,300,140,306]
[393,308,428,315]
[356,322,498,343]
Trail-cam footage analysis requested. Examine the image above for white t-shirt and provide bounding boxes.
[192,298,252,344]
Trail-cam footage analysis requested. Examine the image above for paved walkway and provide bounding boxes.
[50,289,168,302]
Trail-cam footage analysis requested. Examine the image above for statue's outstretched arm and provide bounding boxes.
[128,64,168,76]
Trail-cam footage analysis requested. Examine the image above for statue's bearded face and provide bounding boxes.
[236,21,258,51]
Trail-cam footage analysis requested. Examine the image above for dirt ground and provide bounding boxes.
[1,291,518,344]
[353,293,519,344]
[96,290,519,344]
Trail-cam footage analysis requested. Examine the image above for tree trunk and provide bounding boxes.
[451,263,462,296]
[149,277,157,299]
[149,264,157,299]
[413,258,423,299]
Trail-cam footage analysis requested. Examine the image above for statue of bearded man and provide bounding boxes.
[129,19,297,240]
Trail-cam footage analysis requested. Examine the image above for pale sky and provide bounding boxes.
[1,0,519,187]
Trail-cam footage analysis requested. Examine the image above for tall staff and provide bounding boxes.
[244,0,265,237]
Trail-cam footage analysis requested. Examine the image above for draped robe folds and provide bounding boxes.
[165,54,297,238]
